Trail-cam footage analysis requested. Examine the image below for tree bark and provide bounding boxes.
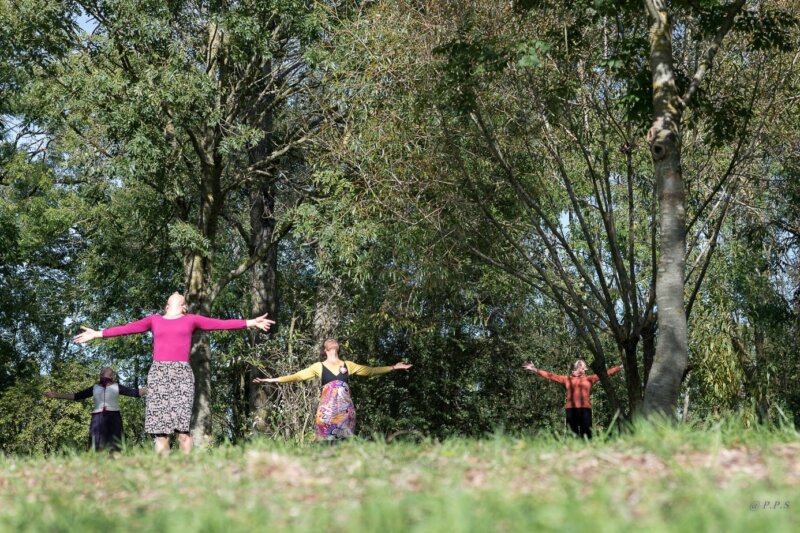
[753,324,770,424]
[642,1,688,418]
[187,252,215,444]
[642,319,656,387]
[313,274,344,343]
[246,182,279,433]
[187,161,223,444]
[622,340,643,415]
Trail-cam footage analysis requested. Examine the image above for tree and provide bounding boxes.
[314,0,799,419]
[1,0,86,401]
[641,0,797,416]
[8,0,325,441]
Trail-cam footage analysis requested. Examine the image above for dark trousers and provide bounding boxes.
[565,408,593,439]
[89,411,124,451]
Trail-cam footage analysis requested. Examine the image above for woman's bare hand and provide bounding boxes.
[247,314,276,332]
[73,326,101,344]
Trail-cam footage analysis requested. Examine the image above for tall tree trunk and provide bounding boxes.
[642,2,688,418]
[641,0,745,418]
[754,246,771,424]
[244,56,280,434]
[247,182,278,433]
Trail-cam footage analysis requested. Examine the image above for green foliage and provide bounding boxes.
[735,7,799,52]
[516,40,551,69]
[0,140,87,427]
[690,308,746,411]
[168,220,212,257]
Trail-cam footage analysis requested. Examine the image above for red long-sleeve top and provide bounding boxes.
[536,366,623,408]
[102,314,247,362]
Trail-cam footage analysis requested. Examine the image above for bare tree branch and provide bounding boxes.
[681,0,747,109]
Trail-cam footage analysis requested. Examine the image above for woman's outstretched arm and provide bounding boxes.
[45,387,93,400]
[74,316,154,344]
[588,364,624,384]
[118,384,147,397]
[522,362,567,384]
[193,313,275,333]
[346,361,412,377]
[253,363,322,384]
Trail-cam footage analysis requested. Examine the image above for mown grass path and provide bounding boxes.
[1,426,799,532]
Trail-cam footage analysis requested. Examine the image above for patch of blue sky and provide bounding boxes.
[75,9,98,34]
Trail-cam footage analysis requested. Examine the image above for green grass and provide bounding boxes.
[1,422,799,532]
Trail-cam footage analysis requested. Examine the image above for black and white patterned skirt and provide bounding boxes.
[145,361,194,434]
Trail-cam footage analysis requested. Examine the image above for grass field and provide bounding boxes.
[1,421,799,532]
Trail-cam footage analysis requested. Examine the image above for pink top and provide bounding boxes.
[101,314,247,362]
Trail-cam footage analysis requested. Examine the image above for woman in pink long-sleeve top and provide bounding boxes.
[74,292,275,454]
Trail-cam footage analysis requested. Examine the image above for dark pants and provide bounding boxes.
[89,411,124,451]
[565,408,593,439]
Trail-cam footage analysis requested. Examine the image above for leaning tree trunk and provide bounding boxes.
[642,3,688,418]
[586,345,623,417]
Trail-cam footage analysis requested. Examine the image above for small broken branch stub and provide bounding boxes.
[651,142,668,161]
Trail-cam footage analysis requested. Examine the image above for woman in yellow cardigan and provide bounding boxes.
[254,338,412,440]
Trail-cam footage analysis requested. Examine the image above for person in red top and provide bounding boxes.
[74,292,275,454]
[522,359,623,439]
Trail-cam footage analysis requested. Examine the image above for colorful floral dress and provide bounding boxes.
[273,360,393,441]
[316,364,356,440]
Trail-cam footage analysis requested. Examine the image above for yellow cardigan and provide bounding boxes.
[275,360,394,383]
